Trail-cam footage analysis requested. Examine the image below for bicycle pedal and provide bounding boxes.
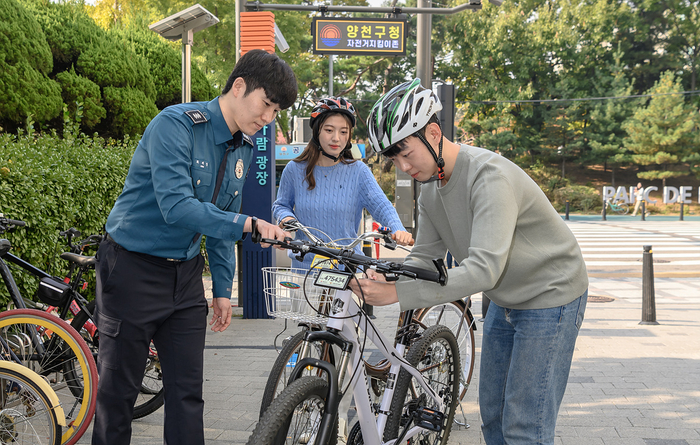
[414,407,444,432]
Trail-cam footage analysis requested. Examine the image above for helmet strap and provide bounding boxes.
[313,137,341,162]
[414,126,445,183]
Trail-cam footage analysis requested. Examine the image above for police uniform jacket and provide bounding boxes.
[105,97,253,299]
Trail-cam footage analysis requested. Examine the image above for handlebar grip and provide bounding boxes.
[400,264,441,283]
[391,233,415,246]
[7,219,26,227]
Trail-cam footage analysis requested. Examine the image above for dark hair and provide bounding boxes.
[383,114,440,158]
[222,50,298,109]
[293,112,355,190]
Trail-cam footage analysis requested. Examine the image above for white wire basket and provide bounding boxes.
[262,267,336,325]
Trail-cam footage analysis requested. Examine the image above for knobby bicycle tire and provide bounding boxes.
[414,300,475,400]
[383,325,460,445]
[259,329,336,419]
[247,376,338,445]
[0,309,97,445]
[0,361,63,445]
[69,301,164,419]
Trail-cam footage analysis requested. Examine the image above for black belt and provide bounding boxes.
[105,233,184,264]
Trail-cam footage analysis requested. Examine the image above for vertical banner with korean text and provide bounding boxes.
[241,123,275,319]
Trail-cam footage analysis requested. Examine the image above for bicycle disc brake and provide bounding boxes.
[348,421,363,445]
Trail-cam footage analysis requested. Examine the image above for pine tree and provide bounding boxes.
[623,71,699,187]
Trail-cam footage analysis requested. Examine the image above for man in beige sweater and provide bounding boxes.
[353,79,589,445]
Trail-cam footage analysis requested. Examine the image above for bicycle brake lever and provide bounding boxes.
[432,258,448,286]
[383,234,397,251]
[384,273,400,282]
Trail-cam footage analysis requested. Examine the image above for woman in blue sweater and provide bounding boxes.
[272,97,412,444]
[272,97,413,270]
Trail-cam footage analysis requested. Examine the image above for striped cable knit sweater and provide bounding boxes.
[272,160,405,269]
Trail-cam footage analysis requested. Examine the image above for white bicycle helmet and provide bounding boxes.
[367,79,446,182]
[367,79,442,154]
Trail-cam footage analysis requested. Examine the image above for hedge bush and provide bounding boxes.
[55,68,106,130]
[0,0,63,129]
[77,40,156,102]
[0,128,135,308]
[1,0,215,138]
[103,86,159,138]
[553,185,601,213]
[112,26,216,109]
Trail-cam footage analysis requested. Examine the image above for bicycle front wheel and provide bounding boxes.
[414,300,475,400]
[0,309,97,445]
[247,376,337,445]
[69,301,164,419]
[384,325,460,445]
[259,329,335,418]
[0,361,62,445]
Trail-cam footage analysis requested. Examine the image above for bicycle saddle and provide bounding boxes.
[60,252,96,268]
[0,239,11,256]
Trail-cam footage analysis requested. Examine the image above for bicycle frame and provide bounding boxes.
[291,286,444,445]
[1,251,94,323]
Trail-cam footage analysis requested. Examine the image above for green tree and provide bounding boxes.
[110,21,216,109]
[586,48,639,185]
[623,70,699,187]
[439,1,573,160]
[641,0,700,93]
[0,0,62,131]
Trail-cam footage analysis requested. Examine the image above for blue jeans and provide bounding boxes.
[479,291,587,445]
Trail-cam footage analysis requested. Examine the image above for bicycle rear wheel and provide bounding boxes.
[259,328,335,418]
[384,325,460,445]
[414,300,475,400]
[0,361,62,445]
[0,309,97,445]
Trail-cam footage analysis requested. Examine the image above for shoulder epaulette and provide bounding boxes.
[184,109,208,124]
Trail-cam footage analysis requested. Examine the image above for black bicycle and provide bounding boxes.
[0,216,164,419]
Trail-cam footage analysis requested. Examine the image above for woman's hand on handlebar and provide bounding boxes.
[349,277,399,306]
[392,230,414,246]
[245,217,290,249]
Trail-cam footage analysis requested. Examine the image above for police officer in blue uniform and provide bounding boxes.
[91,49,298,445]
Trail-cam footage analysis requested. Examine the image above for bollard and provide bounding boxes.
[680,202,684,221]
[640,245,659,325]
[601,199,607,221]
[361,240,375,319]
[641,200,646,221]
[565,200,570,220]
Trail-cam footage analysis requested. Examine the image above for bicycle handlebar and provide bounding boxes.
[0,216,26,234]
[256,236,447,286]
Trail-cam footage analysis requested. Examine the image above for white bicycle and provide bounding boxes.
[247,233,460,445]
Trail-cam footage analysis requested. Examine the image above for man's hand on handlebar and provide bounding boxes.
[349,274,399,306]
[392,230,414,247]
[245,217,290,249]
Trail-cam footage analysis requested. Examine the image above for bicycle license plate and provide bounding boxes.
[314,268,353,291]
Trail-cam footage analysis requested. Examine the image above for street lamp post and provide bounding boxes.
[149,4,219,103]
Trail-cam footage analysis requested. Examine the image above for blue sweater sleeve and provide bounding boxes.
[358,163,406,233]
[272,162,299,224]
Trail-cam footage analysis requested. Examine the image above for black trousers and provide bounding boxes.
[91,238,208,445]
